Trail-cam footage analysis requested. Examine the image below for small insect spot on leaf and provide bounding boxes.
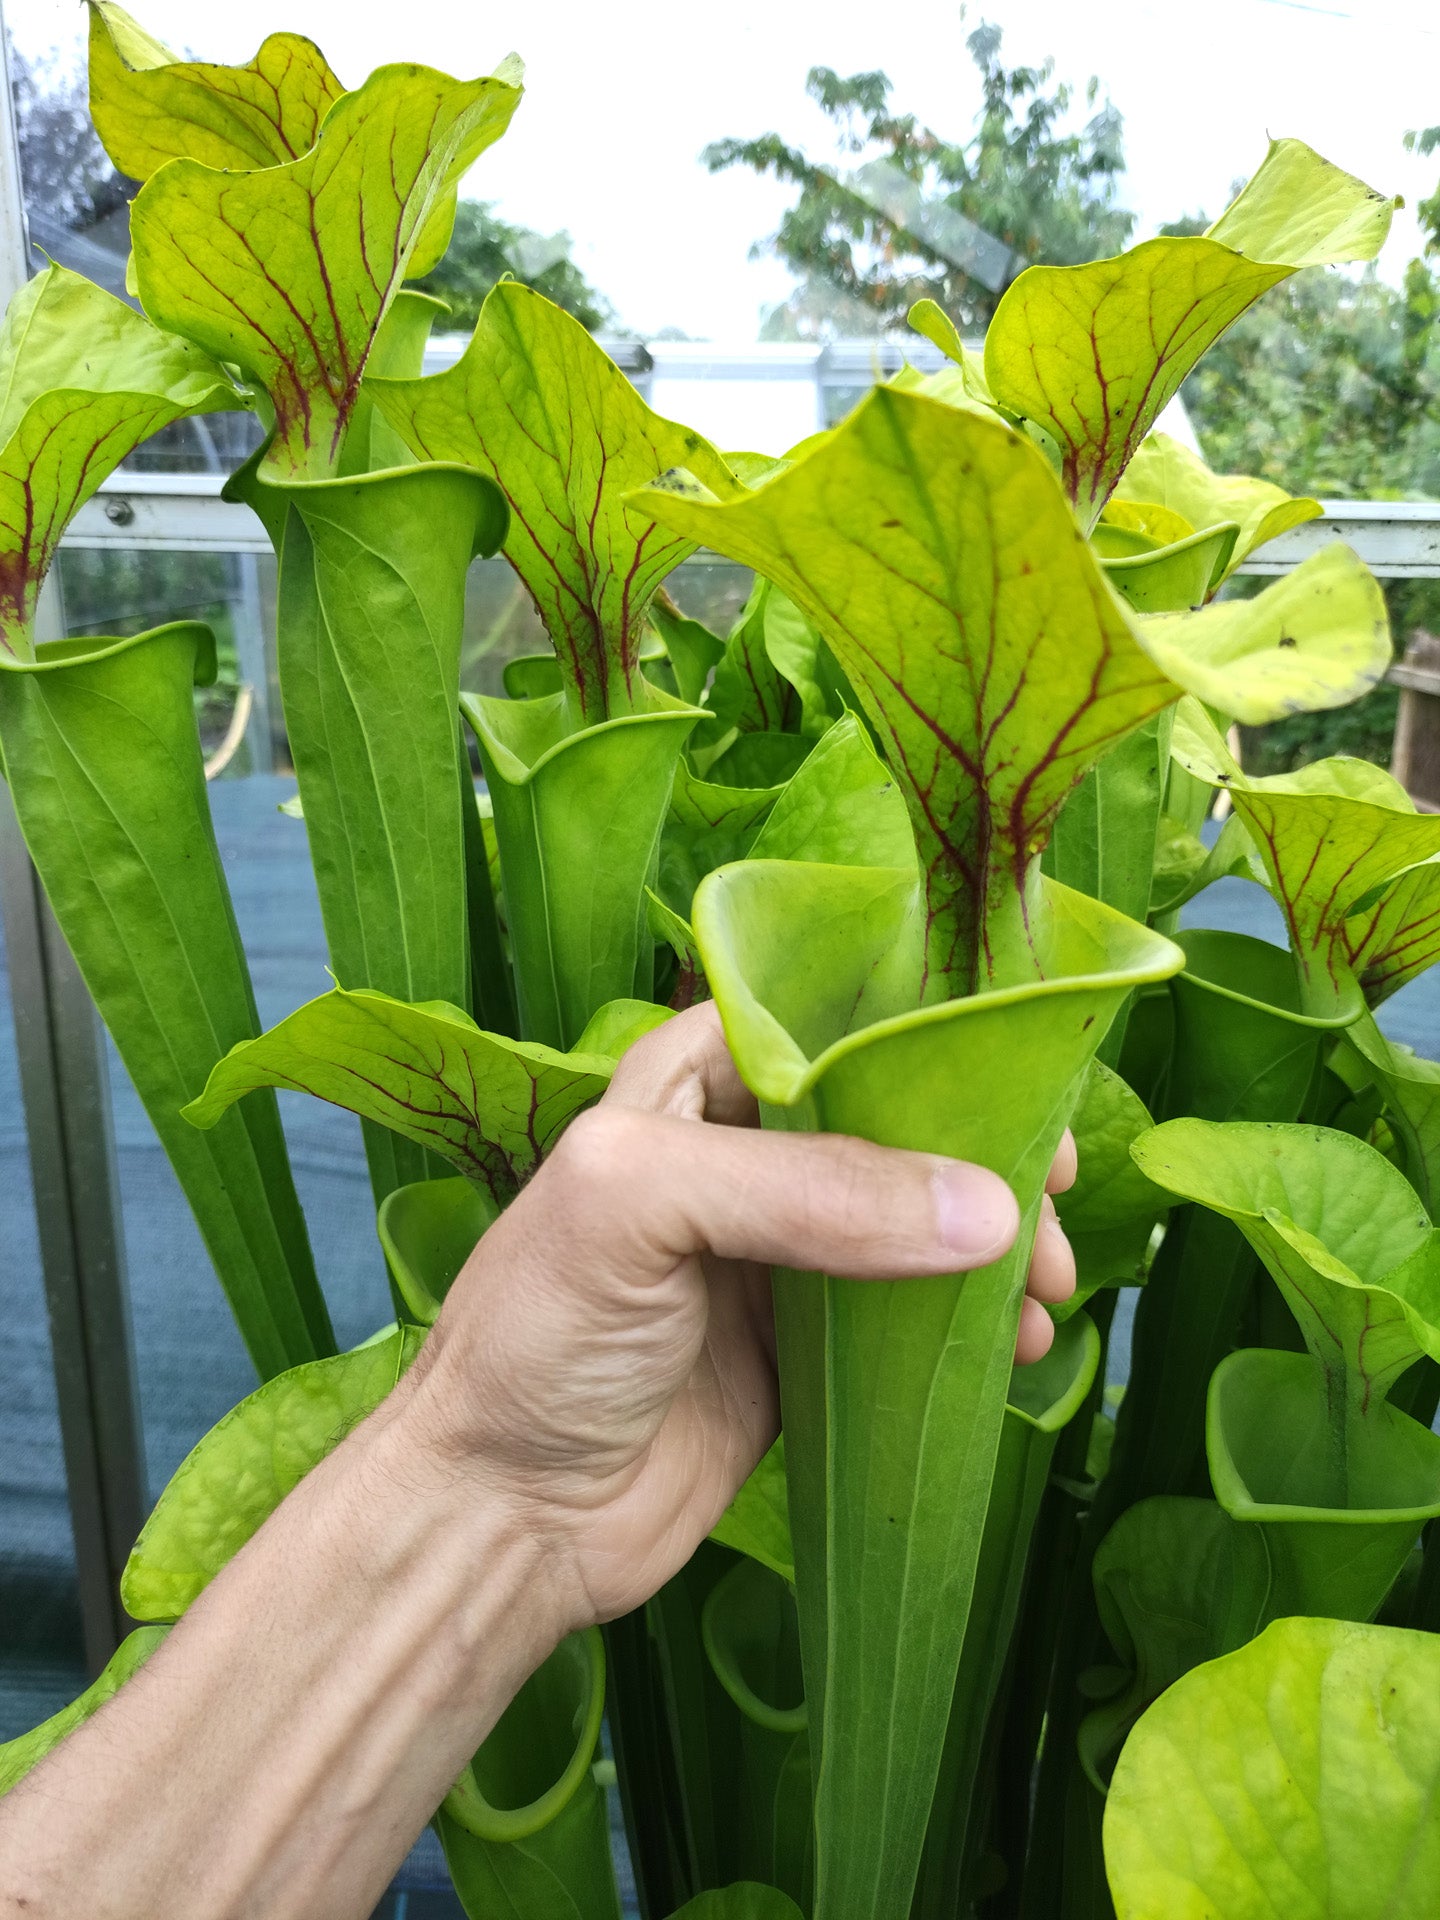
[1082,1015,1095,1031]
[881,518,902,529]
[1277,633,1297,649]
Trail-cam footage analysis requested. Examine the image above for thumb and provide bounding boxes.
[507,1105,1021,1288]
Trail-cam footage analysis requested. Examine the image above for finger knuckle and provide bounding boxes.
[549,1104,649,1191]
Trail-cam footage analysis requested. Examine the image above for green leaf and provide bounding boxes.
[695,856,1181,1916]
[904,299,1004,410]
[705,578,839,742]
[1095,498,1200,553]
[1139,546,1391,726]
[658,751,788,919]
[463,687,700,1048]
[1167,929,1362,1121]
[184,985,655,1204]
[87,2,345,177]
[1053,1062,1166,1317]
[705,579,801,739]
[761,586,841,738]
[985,138,1395,526]
[1148,812,1215,915]
[0,622,331,1379]
[371,281,744,721]
[666,1891,805,1920]
[227,456,507,1202]
[335,287,448,478]
[1206,137,1400,266]
[1207,1348,1440,1615]
[377,1175,500,1325]
[640,390,1377,995]
[123,1326,424,1621]
[444,1629,608,1842]
[651,594,726,708]
[1082,1498,1269,1792]
[0,1626,168,1795]
[1172,702,1440,1015]
[712,1438,793,1586]
[1133,1119,1440,1421]
[648,889,709,1007]
[1343,855,1440,1008]
[1106,930,1364,1517]
[1344,1015,1440,1213]
[1115,431,1323,576]
[131,60,522,477]
[1058,1061,1167,1235]
[702,1558,806,1735]
[1104,1618,1440,1920]
[638,388,1186,995]
[0,265,242,658]
[918,1313,1101,1914]
[438,1636,624,1920]
[746,712,914,871]
[1045,715,1173,936]
[1099,522,1239,613]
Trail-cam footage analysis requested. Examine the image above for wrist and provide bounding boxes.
[367,1358,593,1647]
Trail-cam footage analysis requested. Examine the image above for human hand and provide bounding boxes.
[403,1002,1076,1629]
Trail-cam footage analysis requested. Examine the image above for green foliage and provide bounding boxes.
[3,16,1439,1920]
[1105,1619,1440,1918]
[704,20,1132,338]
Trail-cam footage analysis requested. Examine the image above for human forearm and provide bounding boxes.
[0,1377,567,1920]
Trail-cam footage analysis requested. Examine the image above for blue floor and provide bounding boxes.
[2,775,1437,1906]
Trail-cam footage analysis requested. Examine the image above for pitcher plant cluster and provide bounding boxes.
[2,6,1439,1916]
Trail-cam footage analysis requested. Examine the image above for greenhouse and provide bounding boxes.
[1,1,1438,1915]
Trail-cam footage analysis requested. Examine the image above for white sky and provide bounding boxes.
[6,0,1438,338]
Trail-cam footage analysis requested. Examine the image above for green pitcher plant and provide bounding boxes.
[2,5,1438,1914]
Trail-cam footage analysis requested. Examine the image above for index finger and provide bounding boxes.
[1046,1128,1077,1195]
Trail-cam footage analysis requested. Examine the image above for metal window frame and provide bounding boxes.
[0,20,145,1675]
[66,469,1440,579]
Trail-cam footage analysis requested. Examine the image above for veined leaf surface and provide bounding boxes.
[0,266,241,657]
[88,1,345,177]
[1133,1119,1440,1419]
[639,387,1183,993]
[185,987,666,1202]
[1344,855,1440,1007]
[1173,703,1440,1014]
[639,390,1385,993]
[1105,1618,1440,1920]
[985,140,1395,527]
[131,60,522,477]
[371,282,743,722]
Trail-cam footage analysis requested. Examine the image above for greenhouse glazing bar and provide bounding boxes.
[67,469,1440,576]
[0,5,146,1674]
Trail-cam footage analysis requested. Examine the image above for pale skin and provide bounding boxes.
[0,1003,1076,1920]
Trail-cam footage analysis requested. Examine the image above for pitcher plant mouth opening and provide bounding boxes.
[0,11,1432,1919]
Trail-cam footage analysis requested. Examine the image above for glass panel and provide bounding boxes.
[0,906,86,1741]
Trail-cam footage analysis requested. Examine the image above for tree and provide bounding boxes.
[413,200,618,335]
[1406,123,1440,258]
[1167,158,1440,772]
[704,19,1132,340]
